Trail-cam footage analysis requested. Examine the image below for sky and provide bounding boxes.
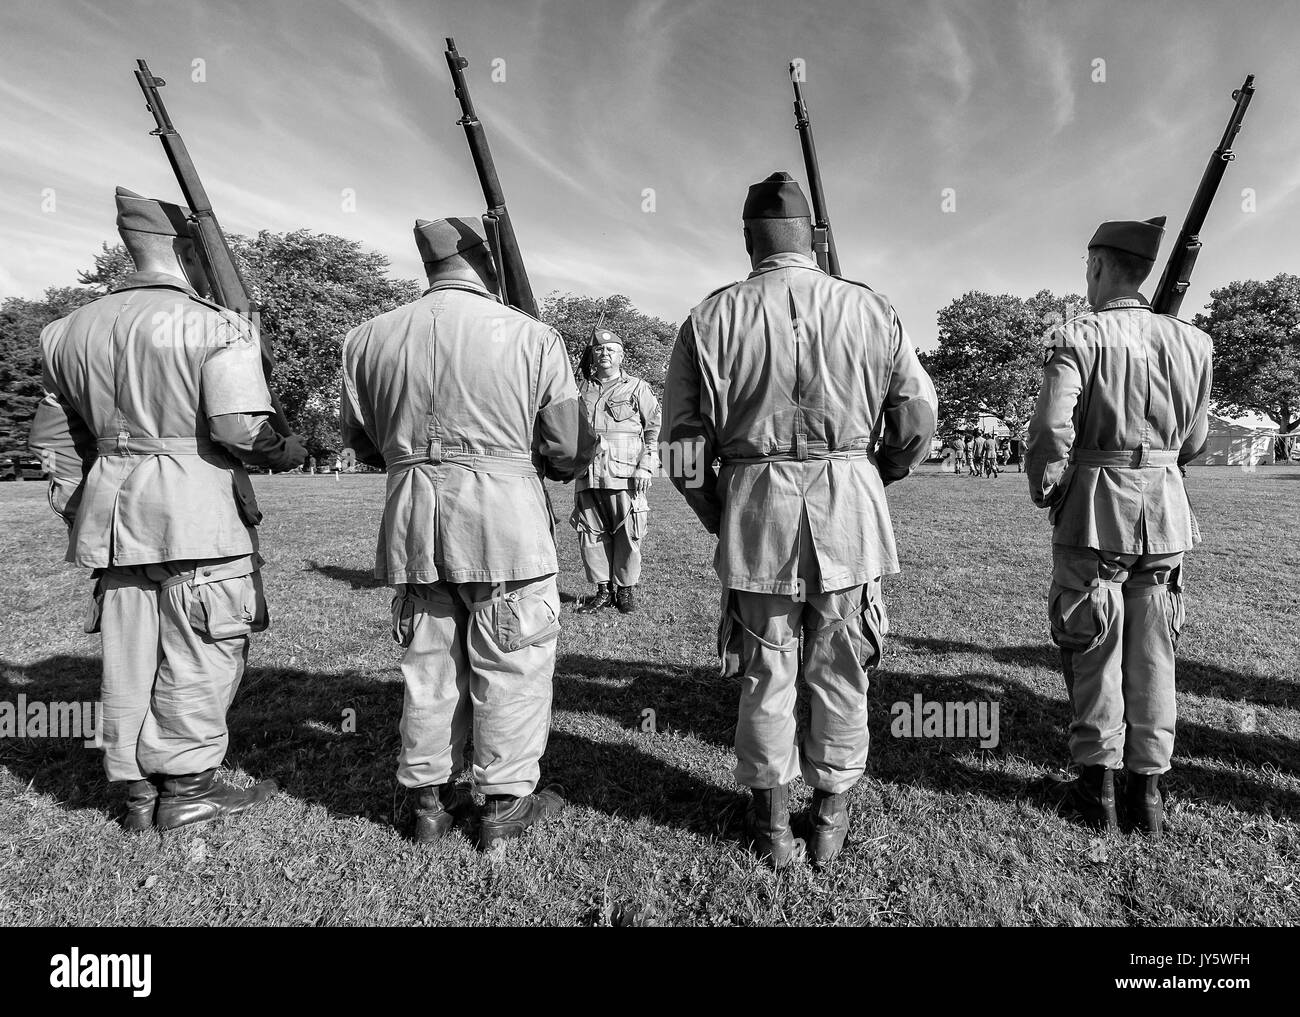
[1,0,1296,349]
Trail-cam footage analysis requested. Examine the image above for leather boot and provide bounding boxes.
[1068,764,1119,832]
[1125,771,1165,838]
[745,784,795,869]
[412,783,472,843]
[479,785,564,850]
[155,769,278,831]
[122,778,159,832]
[577,583,613,614]
[808,789,850,868]
[614,584,637,614]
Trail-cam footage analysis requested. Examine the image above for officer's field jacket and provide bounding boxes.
[1026,296,1213,554]
[663,252,937,595]
[576,372,661,492]
[341,281,585,584]
[29,272,273,567]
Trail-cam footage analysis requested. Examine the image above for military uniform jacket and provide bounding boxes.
[663,252,937,595]
[29,272,273,567]
[341,281,583,585]
[576,372,661,492]
[1026,296,1213,553]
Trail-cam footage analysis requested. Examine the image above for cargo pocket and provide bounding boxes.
[853,580,890,670]
[491,578,561,652]
[1165,567,1185,650]
[232,469,263,527]
[185,558,264,640]
[83,571,105,635]
[391,586,416,648]
[605,398,637,422]
[1048,580,1113,653]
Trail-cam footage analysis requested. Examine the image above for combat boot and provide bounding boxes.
[614,584,637,614]
[155,768,278,831]
[411,783,473,843]
[808,789,850,868]
[1066,764,1119,832]
[577,583,613,614]
[1125,771,1165,838]
[122,777,159,832]
[479,785,564,850]
[745,784,796,869]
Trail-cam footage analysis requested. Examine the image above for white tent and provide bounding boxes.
[1191,414,1276,467]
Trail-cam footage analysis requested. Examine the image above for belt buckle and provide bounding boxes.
[115,430,131,457]
[426,438,443,465]
[794,434,808,461]
[1137,442,1150,468]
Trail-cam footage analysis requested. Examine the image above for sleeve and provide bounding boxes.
[340,329,386,470]
[635,380,662,477]
[533,328,594,482]
[1026,340,1083,509]
[28,325,96,525]
[201,312,274,416]
[661,318,722,534]
[875,308,938,485]
[209,413,303,470]
[1179,339,1213,467]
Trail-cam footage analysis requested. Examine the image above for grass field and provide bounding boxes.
[1,463,1298,927]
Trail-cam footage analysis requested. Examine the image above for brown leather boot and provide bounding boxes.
[412,783,473,843]
[1067,765,1119,832]
[155,769,278,831]
[577,583,613,614]
[479,785,565,850]
[808,789,850,868]
[1125,771,1165,838]
[122,778,159,832]
[745,784,796,869]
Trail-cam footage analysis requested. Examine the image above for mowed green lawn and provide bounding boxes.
[1,463,1297,927]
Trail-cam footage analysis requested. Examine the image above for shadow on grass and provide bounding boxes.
[302,560,382,590]
[0,654,742,842]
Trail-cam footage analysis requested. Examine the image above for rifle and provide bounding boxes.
[1152,74,1256,316]
[134,58,291,435]
[789,63,840,276]
[444,38,538,317]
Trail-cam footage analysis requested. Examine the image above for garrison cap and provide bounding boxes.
[1087,216,1166,261]
[414,217,488,265]
[589,326,623,349]
[743,171,812,221]
[115,186,192,238]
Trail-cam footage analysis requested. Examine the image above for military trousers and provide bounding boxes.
[93,555,265,782]
[571,487,648,587]
[726,569,888,795]
[1049,544,1185,774]
[391,574,560,797]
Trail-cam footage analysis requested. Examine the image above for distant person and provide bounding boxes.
[28,186,304,831]
[971,433,986,477]
[983,432,1000,477]
[663,172,936,870]
[571,326,661,615]
[306,455,316,475]
[341,216,589,850]
[1027,215,1212,838]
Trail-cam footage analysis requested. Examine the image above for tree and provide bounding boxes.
[76,243,134,294]
[230,230,419,454]
[1195,274,1300,460]
[0,287,98,454]
[540,292,677,392]
[919,288,1085,438]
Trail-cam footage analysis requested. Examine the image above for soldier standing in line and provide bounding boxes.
[571,327,661,615]
[341,217,588,850]
[971,431,986,477]
[663,172,936,869]
[29,187,305,831]
[1027,215,1212,837]
[983,432,1000,478]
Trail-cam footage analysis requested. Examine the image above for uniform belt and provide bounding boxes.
[386,442,538,478]
[721,445,874,466]
[96,434,217,456]
[1070,448,1179,468]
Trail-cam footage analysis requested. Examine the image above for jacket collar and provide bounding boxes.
[747,251,822,279]
[110,271,198,297]
[422,279,501,302]
[1097,294,1151,312]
